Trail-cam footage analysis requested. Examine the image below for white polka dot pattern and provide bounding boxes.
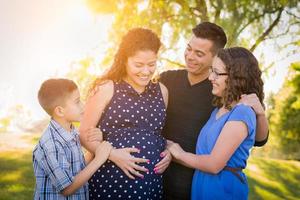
[89,81,166,200]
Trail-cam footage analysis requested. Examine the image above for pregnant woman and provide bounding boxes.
[80,28,168,200]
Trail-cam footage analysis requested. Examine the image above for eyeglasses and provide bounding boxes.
[209,67,228,79]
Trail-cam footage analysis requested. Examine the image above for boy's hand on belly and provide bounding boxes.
[109,147,150,179]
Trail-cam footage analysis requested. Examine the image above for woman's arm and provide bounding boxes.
[168,121,248,174]
[79,80,114,153]
[154,82,171,174]
[80,80,149,179]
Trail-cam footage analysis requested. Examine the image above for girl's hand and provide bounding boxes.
[154,149,172,174]
[108,148,150,179]
[167,142,185,160]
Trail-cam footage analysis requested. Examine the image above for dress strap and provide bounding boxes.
[223,166,245,184]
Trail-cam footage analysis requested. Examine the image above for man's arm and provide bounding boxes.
[240,94,269,146]
[254,114,269,146]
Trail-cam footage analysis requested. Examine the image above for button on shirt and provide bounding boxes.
[33,119,88,200]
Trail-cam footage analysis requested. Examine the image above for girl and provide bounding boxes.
[167,47,264,200]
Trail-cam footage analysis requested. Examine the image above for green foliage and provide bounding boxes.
[0,117,11,133]
[269,62,300,159]
[66,57,102,100]
[85,0,299,71]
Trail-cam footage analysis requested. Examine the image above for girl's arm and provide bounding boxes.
[169,120,248,174]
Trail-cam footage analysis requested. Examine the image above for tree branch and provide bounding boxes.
[191,0,208,21]
[250,7,284,52]
[236,8,282,38]
[266,21,300,40]
[286,10,300,20]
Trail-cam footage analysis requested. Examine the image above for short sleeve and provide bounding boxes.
[34,139,73,192]
[159,71,170,85]
[227,104,256,136]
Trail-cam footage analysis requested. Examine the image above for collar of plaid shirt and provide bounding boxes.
[49,119,79,144]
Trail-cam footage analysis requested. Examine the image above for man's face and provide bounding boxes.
[184,36,215,76]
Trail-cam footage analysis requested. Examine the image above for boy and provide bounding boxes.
[33,78,111,200]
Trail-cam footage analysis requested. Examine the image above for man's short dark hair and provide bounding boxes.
[192,22,227,54]
[38,78,78,116]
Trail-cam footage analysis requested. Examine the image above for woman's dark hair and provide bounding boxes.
[213,47,265,110]
[89,28,161,93]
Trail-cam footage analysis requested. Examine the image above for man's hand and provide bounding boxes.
[240,93,265,116]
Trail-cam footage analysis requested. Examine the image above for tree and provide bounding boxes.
[269,62,300,159]
[86,0,300,71]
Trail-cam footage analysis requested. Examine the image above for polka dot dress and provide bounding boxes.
[89,81,166,200]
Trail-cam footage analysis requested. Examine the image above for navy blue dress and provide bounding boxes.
[89,80,166,200]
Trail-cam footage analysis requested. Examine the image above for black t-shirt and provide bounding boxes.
[160,69,214,200]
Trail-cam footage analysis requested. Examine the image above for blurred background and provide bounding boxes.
[0,0,299,199]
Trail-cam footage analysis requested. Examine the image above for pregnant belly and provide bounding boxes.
[105,129,166,165]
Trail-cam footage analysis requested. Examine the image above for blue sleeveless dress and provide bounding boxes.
[89,80,166,200]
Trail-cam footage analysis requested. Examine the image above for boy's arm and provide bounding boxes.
[84,151,94,164]
[61,141,112,196]
[35,141,75,193]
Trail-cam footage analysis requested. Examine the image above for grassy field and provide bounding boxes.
[0,132,299,200]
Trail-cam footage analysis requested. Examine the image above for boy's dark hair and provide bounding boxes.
[192,22,227,54]
[38,78,78,116]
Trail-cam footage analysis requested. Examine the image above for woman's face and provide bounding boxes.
[125,50,157,92]
[208,56,228,97]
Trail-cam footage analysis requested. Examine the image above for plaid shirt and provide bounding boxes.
[33,119,88,200]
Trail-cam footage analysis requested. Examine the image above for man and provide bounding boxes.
[158,22,269,200]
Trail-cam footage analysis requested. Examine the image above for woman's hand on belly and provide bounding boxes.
[108,147,150,179]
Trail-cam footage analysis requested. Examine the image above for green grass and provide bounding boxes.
[0,150,34,200]
[246,157,300,200]
[0,133,299,200]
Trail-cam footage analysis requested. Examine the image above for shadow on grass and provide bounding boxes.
[246,157,300,200]
[0,150,34,200]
